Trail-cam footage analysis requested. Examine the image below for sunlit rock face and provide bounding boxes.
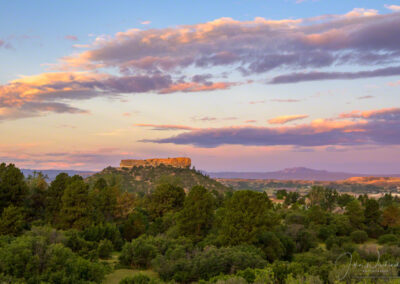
[120,157,191,168]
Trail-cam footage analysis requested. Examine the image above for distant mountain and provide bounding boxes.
[21,169,95,181]
[209,167,400,181]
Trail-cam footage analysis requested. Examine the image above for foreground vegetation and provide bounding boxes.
[1,162,400,283]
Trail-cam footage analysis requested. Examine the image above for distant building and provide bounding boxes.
[120,157,191,169]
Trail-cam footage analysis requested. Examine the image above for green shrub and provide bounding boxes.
[350,230,368,244]
[64,230,98,259]
[236,268,256,283]
[119,236,157,268]
[98,239,113,259]
[153,245,266,282]
[81,223,123,250]
[0,235,106,283]
[119,273,151,284]
[378,234,399,245]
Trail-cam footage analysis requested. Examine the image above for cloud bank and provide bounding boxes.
[2,8,400,119]
[142,108,400,148]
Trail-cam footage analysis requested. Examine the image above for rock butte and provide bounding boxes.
[120,157,191,169]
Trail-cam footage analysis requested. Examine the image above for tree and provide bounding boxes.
[0,234,106,283]
[94,177,107,190]
[307,186,326,208]
[26,171,48,219]
[219,190,275,245]
[257,231,285,262]
[284,192,300,206]
[97,239,113,259]
[307,205,328,225]
[121,209,149,241]
[177,185,215,241]
[0,205,27,236]
[381,205,400,230]
[337,193,355,208]
[364,199,381,223]
[59,177,92,230]
[45,173,73,224]
[364,199,383,237]
[90,183,119,223]
[0,163,28,213]
[114,191,136,220]
[119,274,151,284]
[307,186,338,211]
[350,230,368,244]
[119,236,157,268]
[148,183,185,218]
[276,190,287,200]
[345,200,365,229]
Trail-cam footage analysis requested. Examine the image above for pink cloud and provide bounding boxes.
[388,80,400,86]
[384,4,400,12]
[158,81,236,94]
[64,35,78,41]
[0,71,236,120]
[134,123,198,131]
[249,100,265,105]
[339,107,400,119]
[58,9,400,80]
[268,114,308,124]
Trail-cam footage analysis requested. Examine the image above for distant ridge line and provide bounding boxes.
[208,167,400,181]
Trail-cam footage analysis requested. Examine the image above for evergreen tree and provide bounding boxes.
[219,190,275,245]
[148,183,185,218]
[0,163,28,213]
[26,171,48,219]
[60,177,92,230]
[381,205,400,230]
[45,173,72,224]
[0,205,27,236]
[177,185,215,242]
[345,199,365,229]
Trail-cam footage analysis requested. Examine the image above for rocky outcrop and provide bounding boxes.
[120,157,191,169]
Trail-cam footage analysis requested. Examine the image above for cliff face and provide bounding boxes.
[120,157,191,169]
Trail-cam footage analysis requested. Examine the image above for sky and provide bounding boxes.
[1,0,400,174]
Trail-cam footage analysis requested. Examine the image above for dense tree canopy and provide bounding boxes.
[0,162,399,284]
[219,190,276,245]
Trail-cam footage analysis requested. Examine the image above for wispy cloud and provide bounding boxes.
[134,123,197,131]
[384,4,400,11]
[357,95,374,100]
[64,35,78,41]
[268,114,309,124]
[269,66,400,84]
[249,100,265,105]
[0,39,13,49]
[270,99,301,103]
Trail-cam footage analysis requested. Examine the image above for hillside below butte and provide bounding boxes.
[120,157,191,169]
[87,164,229,194]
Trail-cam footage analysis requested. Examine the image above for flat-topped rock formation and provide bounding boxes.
[120,157,191,169]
